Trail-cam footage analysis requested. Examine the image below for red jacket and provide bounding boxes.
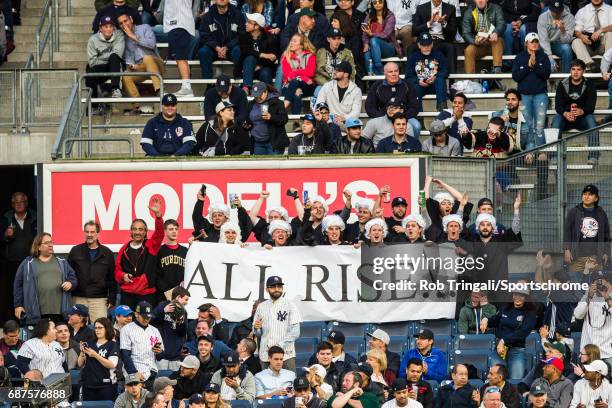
[115,216,164,295]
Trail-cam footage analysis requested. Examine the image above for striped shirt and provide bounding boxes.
[18,338,65,378]
[163,0,196,36]
[574,294,612,358]
[120,322,164,380]
[254,297,301,362]
[569,378,612,408]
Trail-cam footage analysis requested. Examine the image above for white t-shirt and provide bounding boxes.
[382,398,423,408]
[387,0,418,28]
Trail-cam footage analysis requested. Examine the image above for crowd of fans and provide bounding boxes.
[0,173,610,407]
[79,0,612,159]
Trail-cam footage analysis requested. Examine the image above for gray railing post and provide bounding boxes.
[556,137,566,243]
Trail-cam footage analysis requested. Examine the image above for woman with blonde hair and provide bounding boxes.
[570,344,601,382]
[307,364,334,400]
[366,348,396,394]
[280,33,317,121]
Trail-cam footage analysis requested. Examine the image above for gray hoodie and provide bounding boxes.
[537,7,575,57]
[86,29,125,67]
[210,368,256,402]
[114,389,147,408]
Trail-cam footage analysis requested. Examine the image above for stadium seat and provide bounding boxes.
[415,319,456,336]
[72,401,114,408]
[158,369,174,378]
[454,334,495,351]
[295,337,318,354]
[254,399,285,408]
[300,321,326,339]
[409,334,453,357]
[344,337,366,356]
[231,400,252,408]
[468,379,484,389]
[371,321,414,337]
[388,336,408,355]
[452,350,491,379]
[426,380,439,399]
[327,322,370,337]
[296,352,311,368]
[525,332,541,356]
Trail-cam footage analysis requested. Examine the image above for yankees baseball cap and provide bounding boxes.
[223,351,240,366]
[266,276,284,287]
[392,197,408,207]
[216,75,231,93]
[162,93,178,106]
[125,373,143,385]
[418,32,433,46]
[327,330,346,345]
[414,328,434,340]
[549,0,563,12]
[391,378,408,394]
[294,377,310,390]
[68,304,89,317]
[205,383,221,394]
[99,15,114,26]
[530,383,549,396]
[136,301,153,318]
[252,81,267,98]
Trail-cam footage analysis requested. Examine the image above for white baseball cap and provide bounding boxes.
[583,360,608,376]
[366,329,390,345]
[525,32,539,43]
[246,13,266,28]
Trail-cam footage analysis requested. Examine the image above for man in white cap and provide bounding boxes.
[237,13,278,93]
[264,220,295,248]
[170,354,208,399]
[570,359,612,407]
[360,328,400,375]
[303,214,346,245]
[254,277,301,371]
[191,188,252,243]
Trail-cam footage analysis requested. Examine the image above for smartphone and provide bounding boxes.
[361,22,368,29]
[286,189,295,197]
[154,342,162,348]
[201,184,207,195]
[286,386,293,392]
[303,190,309,204]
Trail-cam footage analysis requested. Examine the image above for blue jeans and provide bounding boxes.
[521,93,548,150]
[408,117,421,138]
[364,37,396,75]
[275,65,283,92]
[198,45,241,79]
[491,346,526,379]
[413,77,447,108]
[253,141,282,155]
[550,42,573,73]
[152,25,168,43]
[552,113,599,159]
[141,10,157,26]
[503,23,527,58]
[242,56,274,87]
[282,79,315,115]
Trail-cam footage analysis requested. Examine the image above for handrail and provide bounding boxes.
[52,82,81,158]
[28,0,57,68]
[62,137,135,158]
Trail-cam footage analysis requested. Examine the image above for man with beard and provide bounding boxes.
[373,190,409,243]
[382,378,424,408]
[191,189,251,243]
[468,199,522,289]
[115,198,164,309]
[315,60,362,123]
[404,359,434,408]
[254,276,301,371]
[210,351,256,402]
[68,220,116,322]
[169,355,208,400]
[329,371,379,408]
[362,102,411,149]
[491,89,527,153]
[467,198,508,239]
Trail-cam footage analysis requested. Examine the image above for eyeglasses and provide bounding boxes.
[41,241,53,246]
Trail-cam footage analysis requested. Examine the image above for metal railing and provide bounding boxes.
[52,84,90,159]
[24,0,59,68]
[61,137,135,158]
[495,121,612,249]
[432,157,494,202]
[0,71,18,129]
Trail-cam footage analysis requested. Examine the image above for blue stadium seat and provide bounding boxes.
[454,334,496,351]
[426,380,439,399]
[327,322,370,337]
[387,336,408,354]
[296,352,311,368]
[158,369,173,378]
[415,319,456,336]
[371,321,414,337]
[468,379,484,389]
[295,337,318,354]
[72,401,114,408]
[231,400,252,408]
[452,350,491,379]
[254,399,285,408]
[300,321,326,339]
[525,332,541,356]
[344,336,366,356]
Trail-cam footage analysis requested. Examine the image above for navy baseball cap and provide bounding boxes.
[418,32,433,46]
[216,75,231,93]
[135,301,153,318]
[266,276,284,287]
[549,0,563,12]
[68,304,89,317]
[189,394,205,405]
[252,81,267,98]
[294,377,310,390]
[114,304,134,317]
[99,15,114,26]
[327,27,343,38]
[315,102,329,111]
[162,93,178,106]
[357,362,373,377]
[414,328,434,340]
[223,351,240,366]
[391,378,408,394]
[583,184,599,196]
[301,113,317,125]
[327,330,346,345]
[335,60,352,76]
[392,197,408,207]
[205,383,221,394]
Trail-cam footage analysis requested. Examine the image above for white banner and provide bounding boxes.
[184,243,455,323]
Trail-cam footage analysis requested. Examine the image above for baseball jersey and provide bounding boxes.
[120,322,164,380]
[163,0,196,36]
[254,297,301,362]
[81,340,120,386]
[18,338,65,378]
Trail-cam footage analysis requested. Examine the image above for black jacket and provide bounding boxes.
[191,201,252,243]
[555,77,597,116]
[228,317,252,349]
[67,242,117,304]
[242,354,262,376]
[408,379,434,408]
[281,12,329,50]
[436,383,478,408]
[412,2,457,41]
[287,121,330,155]
[246,95,289,151]
[236,31,279,74]
[195,122,251,156]
[365,79,420,119]
[197,354,221,385]
[203,86,249,124]
[331,136,375,154]
[198,5,245,49]
[170,369,210,400]
[480,382,520,408]
[495,0,540,23]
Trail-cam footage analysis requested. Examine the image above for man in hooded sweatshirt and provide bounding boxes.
[315,28,356,86]
[85,15,124,100]
[458,290,497,334]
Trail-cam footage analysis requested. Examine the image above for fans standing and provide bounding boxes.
[155,219,187,302]
[115,198,164,309]
[254,276,301,371]
[152,287,189,371]
[191,193,251,244]
[245,82,290,155]
[68,220,116,322]
[164,0,197,97]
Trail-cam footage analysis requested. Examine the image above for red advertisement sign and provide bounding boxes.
[42,158,423,251]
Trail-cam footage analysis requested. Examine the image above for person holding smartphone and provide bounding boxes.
[569,360,612,408]
[283,377,327,408]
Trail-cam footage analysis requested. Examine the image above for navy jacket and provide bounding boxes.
[512,49,551,95]
[406,49,450,84]
[151,301,187,361]
[376,135,422,153]
[141,113,196,156]
[203,85,249,124]
[436,383,478,408]
[487,302,537,348]
[199,5,245,50]
[365,79,420,119]
[280,11,329,50]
